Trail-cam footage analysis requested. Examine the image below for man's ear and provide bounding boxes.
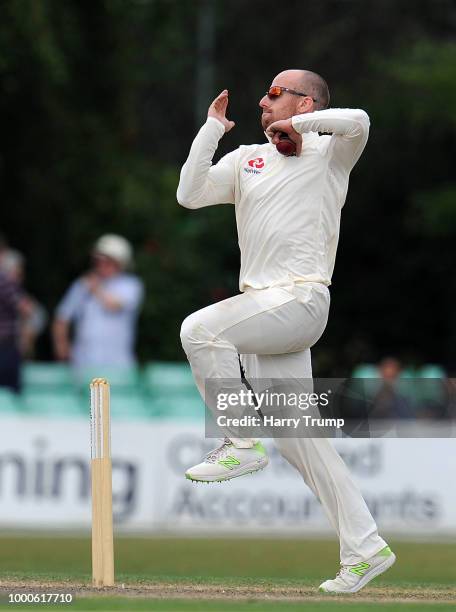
[296,96,314,114]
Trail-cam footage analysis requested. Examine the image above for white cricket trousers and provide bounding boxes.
[180,281,386,564]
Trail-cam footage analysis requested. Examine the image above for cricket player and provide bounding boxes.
[177,70,395,593]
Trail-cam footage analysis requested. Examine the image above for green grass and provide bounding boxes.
[0,537,455,610]
[0,537,455,584]
[2,601,456,612]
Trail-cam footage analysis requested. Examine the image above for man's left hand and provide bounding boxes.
[266,119,302,156]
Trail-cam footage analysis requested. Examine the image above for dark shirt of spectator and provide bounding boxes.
[0,270,22,391]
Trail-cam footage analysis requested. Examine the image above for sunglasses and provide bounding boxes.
[266,85,318,103]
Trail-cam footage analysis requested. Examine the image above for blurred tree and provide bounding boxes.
[0,0,455,370]
[195,0,216,128]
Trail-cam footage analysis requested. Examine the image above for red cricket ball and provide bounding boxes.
[276,133,297,157]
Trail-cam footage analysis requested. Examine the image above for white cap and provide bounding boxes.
[93,234,133,269]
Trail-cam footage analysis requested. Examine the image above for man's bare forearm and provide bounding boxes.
[52,318,70,360]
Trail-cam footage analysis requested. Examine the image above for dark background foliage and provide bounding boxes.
[1,0,455,373]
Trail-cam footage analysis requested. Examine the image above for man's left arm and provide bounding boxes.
[292,108,370,170]
[89,277,144,313]
[267,108,370,170]
[84,275,123,311]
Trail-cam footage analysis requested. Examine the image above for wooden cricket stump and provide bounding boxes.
[90,378,115,587]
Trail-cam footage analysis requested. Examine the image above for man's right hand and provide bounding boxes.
[55,341,70,361]
[208,90,235,133]
[52,318,71,361]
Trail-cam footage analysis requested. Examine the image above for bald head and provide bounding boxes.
[275,69,330,110]
[260,69,331,130]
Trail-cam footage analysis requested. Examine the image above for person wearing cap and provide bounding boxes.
[52,234,143,372]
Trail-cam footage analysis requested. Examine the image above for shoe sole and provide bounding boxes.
[319,552,396,594]
[185,457,269,483]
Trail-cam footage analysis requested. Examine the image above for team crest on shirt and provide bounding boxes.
[244,157,264,174]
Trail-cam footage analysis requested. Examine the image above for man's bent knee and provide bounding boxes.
[180,313,213,356]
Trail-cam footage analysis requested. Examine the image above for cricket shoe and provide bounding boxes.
[319,546,396,594]
[185,438,268,483]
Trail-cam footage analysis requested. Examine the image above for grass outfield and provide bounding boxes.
[0,537,455,610]
[2,600,456,612]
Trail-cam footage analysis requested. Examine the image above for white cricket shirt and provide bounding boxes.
[177,108,369,291]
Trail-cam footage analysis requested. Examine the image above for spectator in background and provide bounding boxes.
[372,357,413,419]
[52,235,143,376]
[0,265,33,392]
[445,369,456,420]
[1,250,47,359]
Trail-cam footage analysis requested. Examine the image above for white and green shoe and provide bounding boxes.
[319,546,396,594]
[185,438,268,483]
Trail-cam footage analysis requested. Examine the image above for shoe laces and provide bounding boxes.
[205,438,232,463]
[334,564,351,580]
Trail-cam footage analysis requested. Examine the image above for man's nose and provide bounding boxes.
[259,94,270,109]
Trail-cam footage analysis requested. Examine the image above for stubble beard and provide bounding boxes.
[261,113,272,130]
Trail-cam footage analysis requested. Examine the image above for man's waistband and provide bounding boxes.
[243,276,330,292]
